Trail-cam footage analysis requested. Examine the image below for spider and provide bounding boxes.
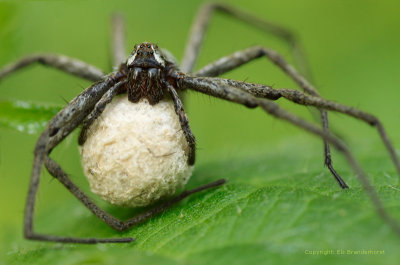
[1,3,400,244]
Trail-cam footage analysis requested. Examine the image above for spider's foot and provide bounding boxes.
[327,164,349,189]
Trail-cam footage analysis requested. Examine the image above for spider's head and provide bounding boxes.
[126,42,166,69]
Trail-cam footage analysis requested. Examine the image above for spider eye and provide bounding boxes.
[137,51,141,55]
[147,45,151,48]
[140,44,143,48]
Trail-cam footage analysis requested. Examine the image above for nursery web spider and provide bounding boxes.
[1,3,400,244]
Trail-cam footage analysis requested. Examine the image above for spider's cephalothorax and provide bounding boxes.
[125,42,168,105]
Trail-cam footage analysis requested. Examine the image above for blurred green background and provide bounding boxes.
[1,0,400,264]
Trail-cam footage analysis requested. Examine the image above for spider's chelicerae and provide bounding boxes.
[1,3,400,244]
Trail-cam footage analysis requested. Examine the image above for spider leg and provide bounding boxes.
[182,3,344,186]
[194,46,348,188]
[118,179,226,230]
[196,47,400,182]
[214,77,400,178]
[111,13,126,68]
[178,75,400,236]
[0,53,105,82]
[24,75,135,243]
[182,2,311,78]
[78,80,127,145]
[25,74,223,243]
[164,81,196,165]
[45,155,225,232]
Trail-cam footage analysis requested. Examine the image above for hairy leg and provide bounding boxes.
[164,81,196,165]
[24,72,224,243]
[111,13,127,68]
[253,86,399,185]
[78,80,127,145]
[178,74,400,236]
[120,179,226,229]
[44,156,225,234]
[196,61,400,180]
[0,53,104,82]
[194,46,354,188]
[182,2,311,77]
[24,75,126,243]
[182,3,342,178]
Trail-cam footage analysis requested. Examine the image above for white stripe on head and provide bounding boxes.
[151,46,165,67]
[127,53,137,66]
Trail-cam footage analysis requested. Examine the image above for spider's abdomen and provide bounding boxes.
[127,67,164,105]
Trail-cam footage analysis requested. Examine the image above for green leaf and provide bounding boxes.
[0,100,61,134]
[1,1,400,264]
[2,140,400,265]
